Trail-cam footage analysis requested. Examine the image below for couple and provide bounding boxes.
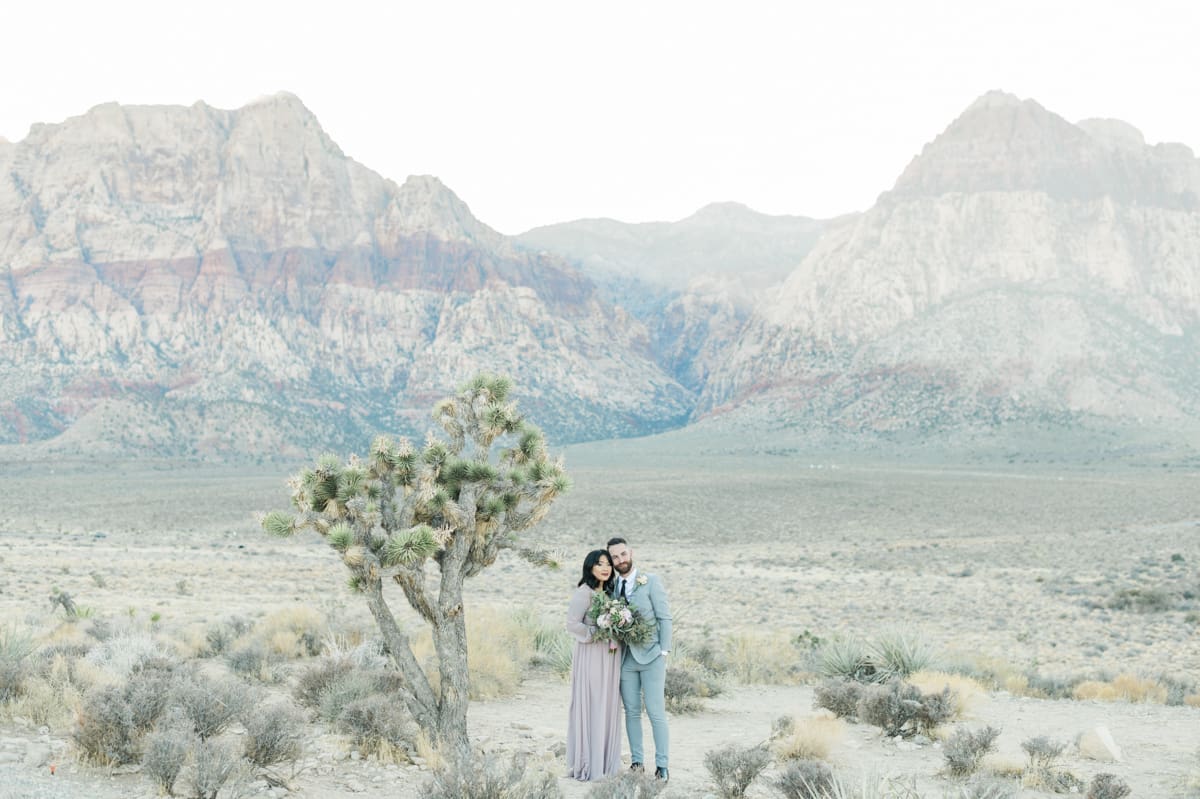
[565,537,671,783]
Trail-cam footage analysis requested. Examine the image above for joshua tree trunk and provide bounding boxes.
[262,375,569,765]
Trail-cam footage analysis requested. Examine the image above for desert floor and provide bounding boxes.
[0,442,1198,797]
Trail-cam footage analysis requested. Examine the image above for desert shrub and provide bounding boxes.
[85,633,171,679]
[664,665,704,713]
[816,637,878,683]
[74,657,186,765]
[172,672,252,739]
[124,659,179,732]
[772,714,796,739]
[1160,673,1200,706]
[74,684,140,765]
[1020,671,1084,700]
[141,714,194,795]
[704,743,771,798]
[916,685,957,732]
[190,738,242,799]
[423,751,562,799]
[335,697,417,759]
[84,618,114,642]
[1073,673,1167,703]
[585,768,665,798]
[869,629,935,681]
[774,758,835,799]
[1020,735,1066,771]
[943,725,1000,777]
[1018,734,1083,791]
[814,679,864,719]
[855,680,951,738]
[664,660,723,714]
[315,667,384,722]
[857,681,922,737]
[243,700,306,767]
[948,778,1018,799]
[0,624,36,702]
[1107,585,1175,612]
[774,713,845,761]
[226,640,271,678]
[202,616,250,657]
[1086,774,1131,799]
[294,655,356,708]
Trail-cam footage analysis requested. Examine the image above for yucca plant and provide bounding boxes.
[261,374,569,763]
[868,628,936,682]
[817,636,880,683]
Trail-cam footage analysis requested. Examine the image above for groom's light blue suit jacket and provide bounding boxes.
[619,573,672,665]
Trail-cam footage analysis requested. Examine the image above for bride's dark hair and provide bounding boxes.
[578,549,614,591]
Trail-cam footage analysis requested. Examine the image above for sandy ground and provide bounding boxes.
[0,456,1198,797]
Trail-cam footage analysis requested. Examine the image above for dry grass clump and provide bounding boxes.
[723,630,808,684]
[907,670,988,717]
[257,605,326,658]
[6,653,86,728]
[1073,673,1168,703]
[0,624,37,703]
[773,712,845,761]
[410,606,534,700]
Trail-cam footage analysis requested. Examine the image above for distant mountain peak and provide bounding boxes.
[392,174,506,247]
[964,89,1026,112]
[886,90,1200,205]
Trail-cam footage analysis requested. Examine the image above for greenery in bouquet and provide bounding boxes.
[586,591,654,651]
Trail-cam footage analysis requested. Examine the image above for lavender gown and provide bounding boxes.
[565,585,623,781]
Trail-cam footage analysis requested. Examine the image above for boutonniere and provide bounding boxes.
[636,575,648,587]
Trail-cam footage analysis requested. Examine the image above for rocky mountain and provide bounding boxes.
[517,204,830,392]
[0,94,692,457]
[700,91,1200,439]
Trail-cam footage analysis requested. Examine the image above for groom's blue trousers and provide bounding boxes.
[620,654,669,769]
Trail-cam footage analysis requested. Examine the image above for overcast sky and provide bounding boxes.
[2,1,1197,234]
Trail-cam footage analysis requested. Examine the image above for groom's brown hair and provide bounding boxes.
[606,536,627,548]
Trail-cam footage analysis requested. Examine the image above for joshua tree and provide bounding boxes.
[261,374,569,761]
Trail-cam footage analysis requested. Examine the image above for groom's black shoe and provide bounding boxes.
[630,763,643,772]
[655,767,669,782]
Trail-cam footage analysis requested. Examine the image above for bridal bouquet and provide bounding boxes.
[587,591,654,651]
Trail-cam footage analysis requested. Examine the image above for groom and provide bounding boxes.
[607,537,671,782]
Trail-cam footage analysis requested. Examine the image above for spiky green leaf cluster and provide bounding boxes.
[327,523,353,551]
[383,526,439,566]
[261,511,295,538]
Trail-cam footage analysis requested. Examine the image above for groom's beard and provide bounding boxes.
[614,563,632,575]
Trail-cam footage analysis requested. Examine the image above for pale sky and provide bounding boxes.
[2,1,1198,234]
